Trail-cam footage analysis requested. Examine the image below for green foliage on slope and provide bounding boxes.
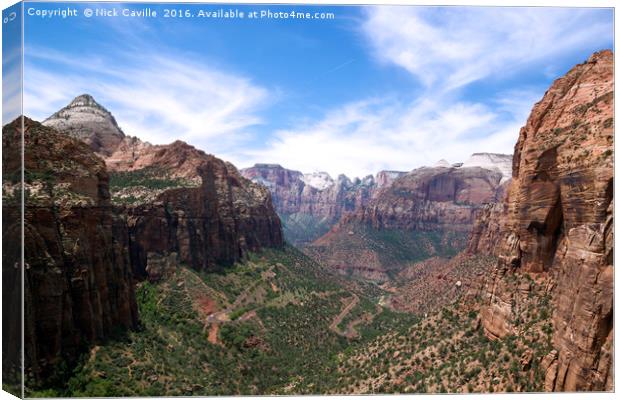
[30,246,416,397]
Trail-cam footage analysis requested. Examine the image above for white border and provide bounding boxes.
[0,1,616,400]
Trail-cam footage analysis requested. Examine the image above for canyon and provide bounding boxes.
[3,49,614,396]
[306,163,508,280]
[5,96,284,383]
[241,153,511,253]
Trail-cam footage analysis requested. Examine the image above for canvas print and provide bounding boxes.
[1,1,615,397]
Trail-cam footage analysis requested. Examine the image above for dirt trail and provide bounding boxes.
[207,324,219,344]
[329,294,359,337]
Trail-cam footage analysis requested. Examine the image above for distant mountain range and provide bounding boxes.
[240,152,511,246]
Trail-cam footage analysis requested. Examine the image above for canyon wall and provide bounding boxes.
[241,164,388,245]
[478,50,613,391]
[44,96,284,278]
[121,143,284,277]
[9,95,285,383]
[3,118,139,382]
[308,165,506,280]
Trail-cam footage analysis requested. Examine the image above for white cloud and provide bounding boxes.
[235,89,541,178]
[231,7,611,177]
[362,7,612,90]
[23,49,270,155]
[21,7,611,179]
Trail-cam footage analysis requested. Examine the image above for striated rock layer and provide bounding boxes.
[478,50,613,391]
[358,166,504,231]
[121,142,284,277]
[240,164,391,245]
[3,118,139,382]
[308,165,506,279]
[43,94,127,157]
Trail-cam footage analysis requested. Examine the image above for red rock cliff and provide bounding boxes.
[3,118,139,382]
[121,143,284,276]
[479,50,613,391]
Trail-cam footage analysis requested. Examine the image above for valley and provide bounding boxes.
[3,49,613,396]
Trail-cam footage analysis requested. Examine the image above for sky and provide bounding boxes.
[12,2,615,178]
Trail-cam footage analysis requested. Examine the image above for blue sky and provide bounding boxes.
[16,2,614,177]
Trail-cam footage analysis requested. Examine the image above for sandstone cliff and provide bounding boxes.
[44,96,284,278]
[2,117,139,383]
[119,143,284,277]
[359,166,504,231]
[477,50,613,391]
[240,164,384,245]
[307,165,506,280]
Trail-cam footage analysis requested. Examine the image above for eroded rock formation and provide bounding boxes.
[3,117,139,382]
[478,50,614,391]
[240,164,386,245]
[44,95,284,278]
[358,166,504,231]
[123,145,284,277]
[308,165,506,280]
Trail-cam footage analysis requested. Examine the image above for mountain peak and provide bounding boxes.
[461,152,512,182]
[68,93,101,108]
[43,94,125,156]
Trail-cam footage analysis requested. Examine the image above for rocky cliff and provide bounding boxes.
[45,95,284,278]
[358,166,504,231]
[116,143,284,277]
[2,117,23,393]
[240,164,386,245]
[2,117,139,383]
[477,50,613,391]
[241,157,510,249]
[307,165,506,280]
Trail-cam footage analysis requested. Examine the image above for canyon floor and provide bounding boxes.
[26,245,554,397]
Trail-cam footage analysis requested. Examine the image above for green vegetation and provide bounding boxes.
[109,167,200,205]
[311,222,468,279]
[29,246,417,397]
[279,212,332,246]
[330,272,555,394]
[26,245,556,396]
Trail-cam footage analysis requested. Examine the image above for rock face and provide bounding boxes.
[43,94,127,157]
[307,165,506,280]
[478,50,613,391]
[375,170,407,189]
[461,153,513,183]
[121,143,284,277]
[44,96,284,279]
[13,94,285,382]
[2,117,139,382]
[466,180,511,256]
[2,117,23,391]
[241,158,509,248]
[240,164,386,245]
[358,166,504,231]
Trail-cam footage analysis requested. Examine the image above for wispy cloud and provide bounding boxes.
[362,6,612,91]
[233,6,612,177]
[3,41,23,125]
[21,6,613,178]
[24,47,270,155]
[235,89,541,178]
